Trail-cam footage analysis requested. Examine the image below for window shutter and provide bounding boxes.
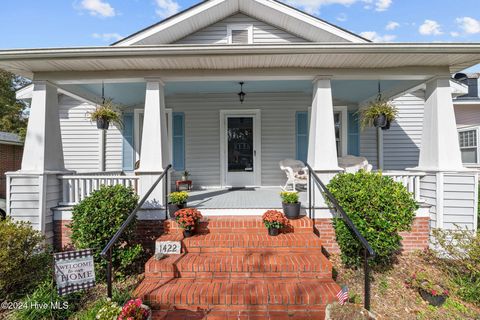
[347,111,360,156]
[231,29,249,44]
[296,112,309,163]
[122,113,135,171]
[172,112,185,170]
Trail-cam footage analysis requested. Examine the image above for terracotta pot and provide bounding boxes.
[419,289,447,306]
[168,202,186,218]
[373,114,387,128]
[96,118,110,130]
[268,227,279,236]
[183,229,194,238]
[282,202,301,219]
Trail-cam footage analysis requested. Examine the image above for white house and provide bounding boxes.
[1,0,480,245]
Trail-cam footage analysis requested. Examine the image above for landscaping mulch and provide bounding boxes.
[331,251,480,320]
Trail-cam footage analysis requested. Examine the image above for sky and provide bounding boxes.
[0,0,479,71]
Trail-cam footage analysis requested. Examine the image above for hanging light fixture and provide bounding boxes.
[238,82,246,104]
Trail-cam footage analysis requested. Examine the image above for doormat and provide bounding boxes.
[228,187,255,191]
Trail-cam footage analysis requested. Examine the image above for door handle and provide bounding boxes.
[254,150,256,157]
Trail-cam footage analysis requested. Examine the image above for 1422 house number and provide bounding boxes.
[156,241,181,255]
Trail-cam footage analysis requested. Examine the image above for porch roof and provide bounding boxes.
[1,43,480,79]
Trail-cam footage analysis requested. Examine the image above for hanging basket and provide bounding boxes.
[96,118,110,130]
[373,114,387,128]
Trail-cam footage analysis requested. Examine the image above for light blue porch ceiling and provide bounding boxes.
[75,79,423,107]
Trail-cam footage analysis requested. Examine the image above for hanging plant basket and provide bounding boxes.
[373,114,387,128]
[96,117,110,130]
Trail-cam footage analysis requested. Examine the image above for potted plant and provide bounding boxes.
[181,170,190,181]
[174,208,203,238]
[168,191,189,218]
[118,298,151,320]
[406,270,449,306]
[88,98,122,130]
[359,99,398,131]
[262,210,288,236]
[280,191,301,219]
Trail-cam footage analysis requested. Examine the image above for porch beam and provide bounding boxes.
[414,76,465,171]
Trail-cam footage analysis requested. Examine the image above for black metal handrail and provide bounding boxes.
[306,163,375,310]
[101,164,172,298]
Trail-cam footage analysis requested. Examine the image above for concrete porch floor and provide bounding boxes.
[186,187,308,209]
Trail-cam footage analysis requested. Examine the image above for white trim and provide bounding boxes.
[475,172,479,231]
[134,108,173,167]
[333,106,348,157]
[220,109,262,187]
[436,172,444,229]
[227,24,253,44]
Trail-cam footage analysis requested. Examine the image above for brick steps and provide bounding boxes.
[135,216,339,318]
[137,279,339,311]
[145,252,332,279]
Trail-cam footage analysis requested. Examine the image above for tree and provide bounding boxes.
[0,70,30,139]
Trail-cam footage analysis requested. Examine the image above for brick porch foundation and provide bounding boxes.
[314,216,430,254]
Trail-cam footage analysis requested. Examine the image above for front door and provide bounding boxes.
[225,115,256,187]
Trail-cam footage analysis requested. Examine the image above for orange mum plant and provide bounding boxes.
[174,208,203,231]
[262,210,289,230]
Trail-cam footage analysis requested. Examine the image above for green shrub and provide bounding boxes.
[168,191,189,204]
[0,218,50,300]
[12,278,83,320]
[280,191,299,204]
[69,185,142,279]
[432,228,480,305]
[327,171,418,267]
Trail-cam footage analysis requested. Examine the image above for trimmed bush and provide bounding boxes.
[0,218,50,300]
[327,171,418,267]
[69,184,142,278]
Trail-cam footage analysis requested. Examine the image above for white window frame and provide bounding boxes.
[227,24,253,44]
[334,106,348,157]
[458,126,480,164]
[134,108,173,164]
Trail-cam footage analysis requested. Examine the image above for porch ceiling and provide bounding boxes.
[70,79,420,107]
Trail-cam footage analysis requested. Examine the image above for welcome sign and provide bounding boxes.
[54,249,96,296]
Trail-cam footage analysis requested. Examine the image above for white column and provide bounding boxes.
[415,76,465,171]
[307,78,342,211]
[21,81,65,172]
[308,78,342,171]
[136,79,170,209]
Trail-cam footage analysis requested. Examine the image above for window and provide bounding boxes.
[459,128,479,164]
[227,25,253,44]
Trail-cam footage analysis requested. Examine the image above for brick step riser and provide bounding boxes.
[169,228,314,234]
[184,247,323,253]
[144,271,333,279]
[146,303,330,312]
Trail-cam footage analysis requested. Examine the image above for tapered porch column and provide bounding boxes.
[415,76,464,171]
[308,78,342,210]
[136,79,170,210]
[21,81,65,172]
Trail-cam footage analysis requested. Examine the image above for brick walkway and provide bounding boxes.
[135,216,339,319]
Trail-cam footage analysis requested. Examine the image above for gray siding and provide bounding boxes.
[175,13,307,45]
[58,95,123,172]
[45,175,62,241]
[360,91,424,170]
[454,104,480,128]
[165,92,311,187]
[420,174,437,229]
[443,173,478,230]
[8,175,40,228]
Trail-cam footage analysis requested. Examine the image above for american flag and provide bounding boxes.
[336,286,349,305]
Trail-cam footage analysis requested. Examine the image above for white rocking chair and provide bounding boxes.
[279,159,308,191]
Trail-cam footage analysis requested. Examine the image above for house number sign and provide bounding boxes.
[156,241,182,255]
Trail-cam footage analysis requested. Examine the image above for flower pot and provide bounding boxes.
[373,114,387,128]
[168,202,186,218]
[96,117,110,130]
[181,176,188,181]
[381,120,391,131]
[419,289,447,307]
[142,304,152,320]
[183,229,194,238]
[282,202,301,219]
[268,227,279,236]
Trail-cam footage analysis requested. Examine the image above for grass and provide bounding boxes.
[331,251,480,320]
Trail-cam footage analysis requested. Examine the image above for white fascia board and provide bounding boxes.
[16,83,98,106]
[450,79,469,97]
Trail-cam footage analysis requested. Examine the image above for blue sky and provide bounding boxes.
[0,0,479,71]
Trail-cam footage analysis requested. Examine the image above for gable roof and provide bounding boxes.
[113,0,369,46]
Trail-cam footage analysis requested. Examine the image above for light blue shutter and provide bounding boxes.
[172,112,185,170]
[122,113,135,171]
[296,112,309,163]
[347,111,360,156]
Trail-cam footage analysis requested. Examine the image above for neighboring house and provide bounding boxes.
[0,0,479,245]
[0,132,23,198]
[453,73,480,167]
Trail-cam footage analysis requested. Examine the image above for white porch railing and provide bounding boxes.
[381,171,426,202]
[58,173,139,206]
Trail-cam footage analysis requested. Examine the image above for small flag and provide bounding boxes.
[336,286,349,305]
